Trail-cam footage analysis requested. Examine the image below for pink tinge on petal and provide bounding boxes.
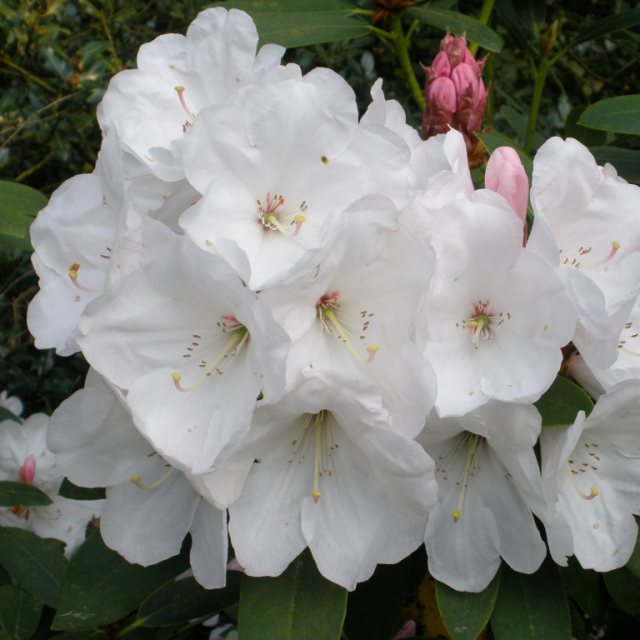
[429,51,451,78]
[393,620,417,639]
[226,558,245,572]
[19,454,37,485]
[485,146,530,224]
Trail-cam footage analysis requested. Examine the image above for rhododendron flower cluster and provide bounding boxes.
[26,8,640,593]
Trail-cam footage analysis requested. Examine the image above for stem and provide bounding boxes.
[98,9,123,72]
[390,15,426,112]
[115,618,144,638]
[469,0,496,56]
[0,54,57,94]
[524,56,550,155]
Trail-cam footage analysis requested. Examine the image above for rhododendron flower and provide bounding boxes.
[419,402,547,592]
[0,410,103,556]
[225,373,437,591]
[48,370,228,588]
[423,193,576,416]
[541,380,640,572]
[77,223,289,474]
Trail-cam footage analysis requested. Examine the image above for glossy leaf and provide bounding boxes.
[238,550,347,640]
[52,530,189,631]
[603,567,640,616]
[406,7,504,52]
[0,481,52,508]
[575,8,640,45]
[57,478,106,501]
[436,571,500,640]
[559,557,605,618]
[0,180,46,250]
[136,574,241,626]
[0,527,67,608]
[624,527,640,579]
[578,95,640,136]
[590,147,640,184]
[344,547,427,640]
[208,1,369,47]
[534,376,594,428]
[0,584,42,640]
[491,560,571,640]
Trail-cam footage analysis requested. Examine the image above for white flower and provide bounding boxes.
[48,370,229,588]
[98,7,285,181]
[423,193,576,416]
[0,390,23,417]
[77,222,289,474]
[528,137,640,369]
[225,372,437,590]
[419,402,547,592]
[541,379,640,572]
[180,66,414,290]
[0,412,102,556]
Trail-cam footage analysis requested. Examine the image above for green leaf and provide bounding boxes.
[590,146,640,184]
[491,559,571,640]
[57,478,106,501]
[406,7,504,52]
[436,571,500,640]
[0,407,22,423]
[238,550,347,640]
[559,557,605,618]
[0,180,46,250]
[575,8,640,45]
[0,482,53,508]
[136,574,241,626]
[52,530,189,631]
[535,376,594,428]
[343,547,427,640]
[0,584,43,640]
[578,95,640,136]
[0,527,67,608]
[208,1,369,47]
[475,130,533,178]
[603,567,640,616]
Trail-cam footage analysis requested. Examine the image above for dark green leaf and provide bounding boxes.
[50,632,108,640]
[136,574,241,626]
[406,7,504,52]
[0,567,10,587]
[57,478,106,501]
[475,130,533,178]
[208,1,369,47]
[0,181,46,250]
[52,531,189,631]
[535,376,594,428]
[590,147,640,184]
[0,585,42,640]
[625,528,640,579]
[559,557,605,618]
[238,550,347,640]
[0,407,22,424]
[564,108,608,147]
[436,571,500,640]
[491,559,571,640]
[604,567,640,616]
[343,547,427,640]
[0,482,52,508]
[578,95,640,136]
[575,8,640,45]
[0,527,67,608]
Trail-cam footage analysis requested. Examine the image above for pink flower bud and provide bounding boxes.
[393,620,417,639]
[428,76,456,113]
[428,51,451,79]
[485,146,529,223]
[19,454,37,485]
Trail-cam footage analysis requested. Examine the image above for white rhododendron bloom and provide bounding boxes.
[418,402,547,592]
[0,390,23,417]
[226,373,438,590]
[423,193,576,416]
[48,371,228,588]
[528,137,640,369]
[0,410,103,555]
[77,223,289,474]
[541,380,640,572]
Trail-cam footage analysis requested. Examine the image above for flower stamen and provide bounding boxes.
[452,433,481,522]
[68,263,102,293]
[129,466,174,490]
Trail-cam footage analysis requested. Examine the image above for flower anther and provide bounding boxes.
[257,192,307,238]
